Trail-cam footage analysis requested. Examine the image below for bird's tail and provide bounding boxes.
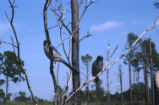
[60,60,79,73]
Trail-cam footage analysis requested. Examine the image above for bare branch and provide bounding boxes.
[51,8,72,35]
[78,0,83,7]
[79,0,94,22]
[105,41,110,66]
[61,71,72,105]
[60,27,70,62]
[79,33,92,42]
[56,63,60,85]
[54,9,72,65]
[68,34,73,64]
[57,37,70,47]
[48,25,58,30]
[0,40,17,47]
[5,0,20,59]
[13,0,15,5]
[11,36,16,52]
[110,45,118,58]
[43,0,51,42]
[4,11,10,22]
[52,5,73,65]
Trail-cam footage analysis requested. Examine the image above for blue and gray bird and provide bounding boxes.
[43,40,78,72]
[43,40,62,61]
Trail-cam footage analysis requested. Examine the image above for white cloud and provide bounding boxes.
[0,21,10,35]
[90,21,123,32]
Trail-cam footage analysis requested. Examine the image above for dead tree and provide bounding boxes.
[118,64,124,105]
[5,0,37,105]
[48,0,93,105]
[71,0,80,104]
[106,69,110,104]
[154,73,159,105]
[149,38,155,105]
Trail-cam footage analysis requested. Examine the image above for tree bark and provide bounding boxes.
[5,75,9,105]
[129,62,132,105]
[71,0,80,105]
[149,39,155,105]
[106,70,110,105]
[154,73,159,105]
[86,63,89,101]
[119,64,123,105]
[50,61,59,105]
[144,67,149,105]
[136,71,140,104]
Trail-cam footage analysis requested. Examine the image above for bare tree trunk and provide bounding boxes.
[86,63,89,102]
[119,64,123,105]
[144,67,149,105]
[132,70,135,104]
[50,61,59,105]
[71,0,80,105]
[136,71,140,104]
[106,70,110,105]
[129,62,132,105]
[154,73,159,105]
[149,39,155,105]
[95,78,100,97]
[142,41,150,105]
[5,75,9,105]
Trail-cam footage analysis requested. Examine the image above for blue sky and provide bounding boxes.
[0,0,159,100]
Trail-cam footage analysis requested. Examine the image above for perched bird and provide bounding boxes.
[43,40,62,61]
[92,56,103,77]
[43,40,78,72]
[92,55,103,97]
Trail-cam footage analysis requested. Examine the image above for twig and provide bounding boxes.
[48,25,58,30]
[0,40,17,47]
[79,33,92,42]
[51,8,72,35]
[105,41,111,66]
[78,0,83,7]
[61,71,72,105]
[54,9,72,65]
[110,45,118,58]
[56,63,60,85]
[79,0,94,22]
[11,36,16,52]
[5,5,20,59]
[53,7,73,103]
[53,5,72,65]
[60,27,70,63]
[57,37,70,47]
